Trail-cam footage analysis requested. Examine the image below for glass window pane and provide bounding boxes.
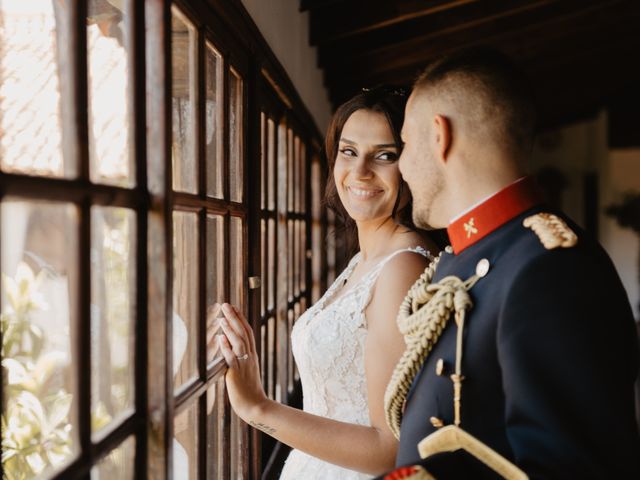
[173,211,198,390]
[229,68,243,202]
[206,214,224,367]
[90,435,135,479]
[277,122,287,215]
[289,304,299,393]
[91,207,136,436]
[300,142,307,214]
[301,220,307,292]
[268,218,275,310]
[287,219,294,302]
[229,216,243,309]
[260,323,267,395]
[1,200,79,477]
[230,412,246,480]
[327,209,336,285]
[287,128,294,212]
[260,113,266,209]
[311,160,322,303]
[267,118,276,211]
[206,378,226,480]
[294,219,300,297]
[87,0,133,187]
[260,219,268,318]
[205,41,223,199]
[267,317,275,400]
[296,137,300,214]
[0,1,75,177]
[174,402,199,480]
[171,6,197,194]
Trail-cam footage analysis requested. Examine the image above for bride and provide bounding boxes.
[214,86,439,478]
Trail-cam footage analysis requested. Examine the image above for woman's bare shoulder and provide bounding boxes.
[387,230,439,257]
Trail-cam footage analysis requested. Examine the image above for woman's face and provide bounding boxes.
[333,109,402,224]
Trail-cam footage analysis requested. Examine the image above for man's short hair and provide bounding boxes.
[414,47,537,154]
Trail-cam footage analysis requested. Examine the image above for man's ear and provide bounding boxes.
[433,114,452,162]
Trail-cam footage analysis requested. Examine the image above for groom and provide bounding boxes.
[378,48,640,478]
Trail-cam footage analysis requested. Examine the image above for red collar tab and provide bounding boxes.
[447,177,542,255]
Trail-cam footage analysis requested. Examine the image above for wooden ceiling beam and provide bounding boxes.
[315,0,560,67]
[324,0,639,106]
[300,0,350,12]
[309,0,476,45]
[321,0,628,84]
[327,35,640,131]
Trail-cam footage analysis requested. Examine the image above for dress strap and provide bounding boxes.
[356,246,432,326]
[364,246,431,284]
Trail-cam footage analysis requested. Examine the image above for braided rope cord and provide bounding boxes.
[384,251,480,439]
[523,213,577,249]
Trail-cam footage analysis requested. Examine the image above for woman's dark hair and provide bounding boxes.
[324,85,419,255]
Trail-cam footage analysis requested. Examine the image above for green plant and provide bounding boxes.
[1,262,73,479]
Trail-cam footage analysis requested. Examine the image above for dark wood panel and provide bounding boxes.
[323,0,640,128]
[309,0,472,45]
[315,0,552,65]
[322,0,625,88]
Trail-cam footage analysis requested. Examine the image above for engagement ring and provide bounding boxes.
[236,353,249,360]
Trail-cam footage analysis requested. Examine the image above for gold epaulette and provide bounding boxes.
[523,213,578,250]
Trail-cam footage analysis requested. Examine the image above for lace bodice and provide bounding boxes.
[279,246,430,480]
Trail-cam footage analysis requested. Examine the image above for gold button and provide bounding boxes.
[430,416,444,428]
[476,258,490,278]
[435,358,444,376]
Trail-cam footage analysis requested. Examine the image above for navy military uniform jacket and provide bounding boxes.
[382,178,640,479]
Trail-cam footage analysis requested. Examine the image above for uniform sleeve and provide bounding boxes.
[497,248,640,478]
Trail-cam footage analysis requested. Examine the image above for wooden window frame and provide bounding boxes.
[0,0,329,478]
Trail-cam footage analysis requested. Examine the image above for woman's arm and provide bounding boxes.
[216,252,429,475]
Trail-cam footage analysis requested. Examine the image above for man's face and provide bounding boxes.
[399,92,445,229]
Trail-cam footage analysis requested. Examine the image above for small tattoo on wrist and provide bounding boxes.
[249,420,276,435]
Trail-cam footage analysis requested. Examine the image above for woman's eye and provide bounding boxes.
[377,151,398,161]
[339,148,356,157]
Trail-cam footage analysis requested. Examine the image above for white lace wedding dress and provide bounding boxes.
[279,246,430,480]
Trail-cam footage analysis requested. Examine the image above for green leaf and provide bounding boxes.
[45,391,72,432]
[25,451,46,475]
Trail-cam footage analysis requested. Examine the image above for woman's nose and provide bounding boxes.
[352,156,372,178]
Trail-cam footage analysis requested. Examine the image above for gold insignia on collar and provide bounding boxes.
[464,218,478,238]
[523,213,578,250]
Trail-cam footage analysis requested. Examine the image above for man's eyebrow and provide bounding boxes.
[339,138,398,148]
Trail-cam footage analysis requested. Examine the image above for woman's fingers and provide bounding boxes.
[220,317,248,357]
[222,303,256,354]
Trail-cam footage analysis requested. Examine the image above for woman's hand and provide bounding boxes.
[217,303,269,421]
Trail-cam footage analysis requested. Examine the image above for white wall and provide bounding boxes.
[531,112,640,320]
[241,0,332,132]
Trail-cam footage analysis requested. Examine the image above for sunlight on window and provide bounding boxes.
[91,207,136,438]
[173,211,198,391]
[1,199,79,478]
[0,0,72,177]
[90,435,135,480]
[229,68,243,202]
[87,0,134,187]
[174,403,199,480]
[171,6,197,194]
